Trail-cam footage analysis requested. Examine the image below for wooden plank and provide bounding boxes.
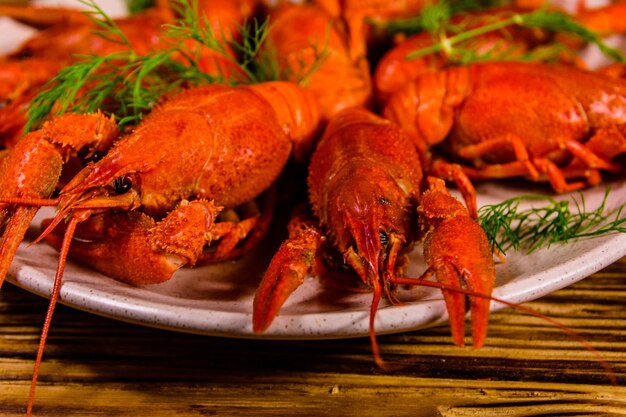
[0,257,624,416]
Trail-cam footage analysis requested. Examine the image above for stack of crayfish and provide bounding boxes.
[1,0,626,412]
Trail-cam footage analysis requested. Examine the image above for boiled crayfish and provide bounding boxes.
[253,107,495,365]
[1,81,320,287]
[373,4,550,102]
[383,61,626,193]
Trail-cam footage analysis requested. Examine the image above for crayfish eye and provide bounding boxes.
[113,175,133,194]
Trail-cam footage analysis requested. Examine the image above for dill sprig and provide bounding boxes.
[251,23,331,85]
[80,0,131,46]
[25,0,270,131]
[384,1,626,64]
[478,188,626,255]
[293,27,331,86]
[25,48,214,131]
[415,8,623,62]
[376,0,506,35]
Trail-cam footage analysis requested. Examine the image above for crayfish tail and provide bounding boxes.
[250,82,321,162]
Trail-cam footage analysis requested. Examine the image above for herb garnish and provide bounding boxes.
[379,1,626,65]
[25,0,270,131]
[378,0,506,35]
[478,188,626,255]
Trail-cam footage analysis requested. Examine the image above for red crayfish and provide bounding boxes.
[383,61,626,193]
[253,107,496,364]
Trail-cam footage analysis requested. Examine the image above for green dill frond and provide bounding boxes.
[163,0,233,57]
[404,7,626,64]
[231,18,274,84]
[478,188,626,255]
[295,40,329,86]
[374,1,451,35]
[162,1,274,83]
[417,1,453,35]
[25,47,216,131]
[79,0,131,47]
[252,21,330,85]
[26,54,116,132]
[250,43,281,83]
[377,0,506,35]
[289,25,330,86]
[520,9,626,62]
[25,0,278,131]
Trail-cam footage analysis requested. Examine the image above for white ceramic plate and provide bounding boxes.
[6,179,626,339]
[2,0,626,340]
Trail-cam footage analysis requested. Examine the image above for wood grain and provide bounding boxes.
[1,258,625,416]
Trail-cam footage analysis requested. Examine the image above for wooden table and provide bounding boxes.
[1,257,624,416]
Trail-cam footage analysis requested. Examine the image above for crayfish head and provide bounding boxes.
[55,121,171,218]
[39,152,145,242]
[324,171,417,371]
[323,166,416,289]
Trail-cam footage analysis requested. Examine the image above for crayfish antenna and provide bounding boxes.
[391,277,618,386]
[368,278,386,369]
[367,278,404,372]
[26,213,83,417]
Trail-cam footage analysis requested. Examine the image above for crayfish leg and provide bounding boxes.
[429,159,478,219]
[198,188,276,264]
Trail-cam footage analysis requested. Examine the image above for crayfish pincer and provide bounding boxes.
[253,108,495,365]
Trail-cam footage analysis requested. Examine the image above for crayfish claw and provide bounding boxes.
[253,208,323,333]
[41,200,222,286]
[419,178,496,348]
[0,206,39,287]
